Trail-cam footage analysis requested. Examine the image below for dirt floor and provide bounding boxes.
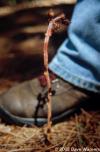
[0,1,100,152]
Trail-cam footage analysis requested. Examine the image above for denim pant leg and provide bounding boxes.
[49,0,100,93]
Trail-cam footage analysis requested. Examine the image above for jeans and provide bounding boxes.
[49,0,100,93]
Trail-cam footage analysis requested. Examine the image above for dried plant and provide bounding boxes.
[43,12,70,141]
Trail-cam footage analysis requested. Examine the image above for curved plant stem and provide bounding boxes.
[43,13,67,141]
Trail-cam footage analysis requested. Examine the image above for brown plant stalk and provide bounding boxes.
[43,13,69,140]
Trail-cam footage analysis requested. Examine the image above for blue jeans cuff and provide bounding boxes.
[49,58,100,93]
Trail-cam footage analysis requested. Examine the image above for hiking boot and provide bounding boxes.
[0,72,91,126]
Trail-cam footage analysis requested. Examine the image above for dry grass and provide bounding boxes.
[0,110,100,152]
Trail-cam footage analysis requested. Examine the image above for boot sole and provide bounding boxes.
[0,106,78,126]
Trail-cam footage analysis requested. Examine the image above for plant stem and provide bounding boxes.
[43,21,53,136]
[43,13,66,140]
